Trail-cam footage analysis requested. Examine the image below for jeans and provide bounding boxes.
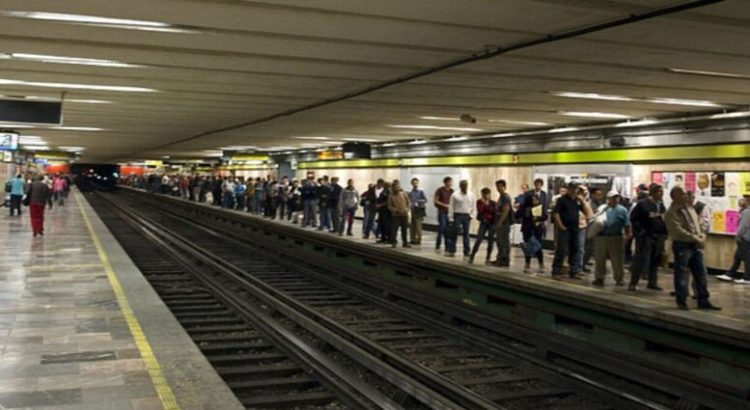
[672,241,710,306]
[341,207,357,234]
[495,223,511,264]
[727,239,750,280]
[377,209,390,241]
[447,213,471,256]
[363,207,375,237]
[222,192,234,209]
[522,230,544,265]
[471,221,495,260]
[235,194,245,210]
[319,207,331,230]
[630,235,665,287]
[276,200,287,220]
[331,205,341,233]
[574,229,586,272]
[390,214,409,245]
[410,214,424,244]
[9,194,22,216]
[303,199,317,227]
[552,227,579,275]
[436,211,448,250]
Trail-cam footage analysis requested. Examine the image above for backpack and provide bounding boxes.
[4,181,10,193]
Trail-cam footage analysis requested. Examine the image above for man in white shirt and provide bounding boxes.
[448,180,475,258]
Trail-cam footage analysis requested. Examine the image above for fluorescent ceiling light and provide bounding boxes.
[381,142,397,147]
[66,99,113,104]
[59,146,85,151]
[667,68,750,80]
[615,119,659,127]
[342,138,379,142]
[487,119,551,126]
[710,111,750,119]
[0,78,156,93]
[21,145,49,150]
[551,92,634,102]
[52,126,104,131]
[548,127,580,133]
[409,140,427,145]
[388,125,482,132]
[492,132,518,138]
[445,136,468,141]
[0,11,196,33]
[1,53,141,68]
[419,116,460,121]
[292,136,329,140]
[0,123,34,128]
[558,111,629,119]
[552,91,722,108]
[19,140,47,145]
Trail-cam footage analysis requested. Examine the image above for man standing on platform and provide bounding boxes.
[7,174,25,217]
[330,177,342,233]
[387,180,411,248]
[629,184,667,291]
[551,182,583,280]
[448,180,474,259]
[717,195,750,284]
[665,186,721,310]
[408,178,427,245]
[434,177,453,253]
[592,191,631,287]
[494,179,512,267]
[300,177,318,228]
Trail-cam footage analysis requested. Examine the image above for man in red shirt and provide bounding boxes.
[434,177,453,254]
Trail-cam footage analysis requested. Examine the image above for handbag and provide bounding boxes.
[522,236,542,258]
[444,221,458,240]
[587,206,607,239]
[22,195,30,206]
[412,206,426,219]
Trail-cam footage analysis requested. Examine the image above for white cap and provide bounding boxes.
[606,190,620,199]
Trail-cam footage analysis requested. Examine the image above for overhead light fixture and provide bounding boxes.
[0,78,156,92]
[445,136,468,141]
[0,11,197,34]
[0,123,34,128]
[19,140,47,145]
[66,99,113,104]
[552,91,722,108]
[492,132,518,138]
[615,119,659,127]
[52,126,104,131]
[381,142,397,147]
[487,119,552,126]
[551,92,634,102]
[419,116,460,121]
[342,138,379,142]
[548,127,581,133]
[387,125,482,132]
[558,111,629,119]
[59,146,85,151]
[292,136,330,140]
[408,139,428,145]
[21,145,50,150]
[667,68,750,80]
[1,53,141,68]
[710,111,750,119]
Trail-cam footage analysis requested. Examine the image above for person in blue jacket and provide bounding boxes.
[7,174,26,216]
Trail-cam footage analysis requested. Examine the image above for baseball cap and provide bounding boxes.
[607,190,621,199]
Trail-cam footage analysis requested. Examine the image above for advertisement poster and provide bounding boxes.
[711,172,725,197]
[696,172,711,196]
[711,211,725,233]
[726,210,740,234]
[684,172,696,193]
[652,172,663,185]
[726,172,740,196]
[741,173,750,195]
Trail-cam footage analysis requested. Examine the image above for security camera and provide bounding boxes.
[460,114,477,124]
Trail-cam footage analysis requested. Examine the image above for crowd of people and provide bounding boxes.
[5,173,72,236]
[122,172,750,310]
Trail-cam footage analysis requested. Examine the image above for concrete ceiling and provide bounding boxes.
[0,0,748,161]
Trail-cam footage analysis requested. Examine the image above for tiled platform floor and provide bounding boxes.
[0,190,242,410]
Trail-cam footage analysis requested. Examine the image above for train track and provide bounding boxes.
[91,190,675,410]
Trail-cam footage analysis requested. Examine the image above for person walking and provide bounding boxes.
[387,180,411,248]
[592,191,632,287]
[469,188,496,264]
[665,186,721,310]
[7,174,25,216]
[339,179,360,236]
[583,187,604,270]
[494,179,513,267]
[448,180,475,258]
[551,182,583,280]
[26,175,50,237]
[518,192,547,273]
[629,183,667,291]
[434,177,454,253]
[408,178,427,245]
[717,195,750,284]
[52,174,67,206]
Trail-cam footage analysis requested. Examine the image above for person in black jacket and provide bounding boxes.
[317,176,333,231]
[628,183,667,291]
[330,177,342,234]
[375,182,391,243]
[360,184,377,239]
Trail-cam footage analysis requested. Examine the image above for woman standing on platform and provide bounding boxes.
[26,175,50,237]
[469,187,496,265]
[519,192,548,273]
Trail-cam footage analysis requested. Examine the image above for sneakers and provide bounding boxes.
[523,264,531,273]
[591,279,604,287]
[716,274,735,282]
[734,279,750,284]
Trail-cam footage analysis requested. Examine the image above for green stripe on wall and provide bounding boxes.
[297,143,750,169]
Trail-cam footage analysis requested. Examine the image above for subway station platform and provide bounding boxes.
[215,204,750,338]
[0,190,242,410]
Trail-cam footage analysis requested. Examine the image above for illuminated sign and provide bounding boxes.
[0,132,19,151]
[316,150,344,160]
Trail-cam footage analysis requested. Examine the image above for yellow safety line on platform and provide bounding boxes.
[74,193,180,410]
